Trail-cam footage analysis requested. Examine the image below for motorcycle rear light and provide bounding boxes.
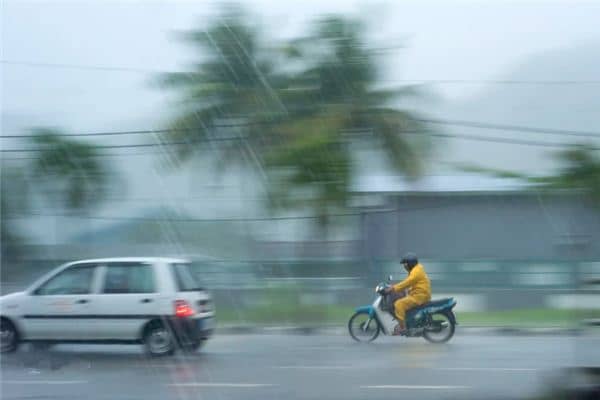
[174,300,195,318]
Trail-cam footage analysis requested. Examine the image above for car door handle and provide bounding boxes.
[75,299,89,304]
[141,298,153,303]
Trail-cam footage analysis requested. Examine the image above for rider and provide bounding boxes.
[385,253,431,335]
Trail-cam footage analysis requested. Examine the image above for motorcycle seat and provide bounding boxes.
[409,298,454,314]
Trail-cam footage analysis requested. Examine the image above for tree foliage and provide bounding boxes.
[158,6,431,228]
[30,128,111,211]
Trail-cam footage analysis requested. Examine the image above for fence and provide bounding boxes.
[3,259,599,314]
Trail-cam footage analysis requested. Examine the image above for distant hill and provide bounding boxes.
[72,207,253,259]
[428,41,600,175]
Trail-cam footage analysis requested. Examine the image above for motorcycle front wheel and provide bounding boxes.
[348,312,380,342]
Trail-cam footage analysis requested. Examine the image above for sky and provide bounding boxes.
[2,0,600,243]
[3,0,600,134]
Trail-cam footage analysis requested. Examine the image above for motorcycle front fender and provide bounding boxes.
[355,305,376,317]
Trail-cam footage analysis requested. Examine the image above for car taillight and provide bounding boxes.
[174,300,195,318]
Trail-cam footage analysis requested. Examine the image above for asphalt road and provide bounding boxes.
[1,332,599,400]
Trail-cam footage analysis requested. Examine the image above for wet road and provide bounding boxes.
[1,332,599,400]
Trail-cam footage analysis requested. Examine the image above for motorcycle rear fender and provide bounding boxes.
[447,310,458,325]
[448,300,458,325]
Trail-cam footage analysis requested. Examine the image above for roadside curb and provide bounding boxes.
[218,325,345,335]
[216,325,583,336]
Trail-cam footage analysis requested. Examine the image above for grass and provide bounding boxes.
[216,304,354,326]
[457,308,600,328]
[215,303,600,328]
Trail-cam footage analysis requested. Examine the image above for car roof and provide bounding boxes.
[67,257,189,265]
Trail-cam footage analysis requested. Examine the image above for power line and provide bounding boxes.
[0,141,186,153]
[0,136,241,153]
[423,131,599,150]
[1,149,178,161]
[3,116,600,154]
[391,79,600,85]
[8,211,363,223]
[4,60,600,86]
[3,116,600,141]
[2,128,599,155]
[416,118,600,139]
[0,129,165,139]
[0,60,171,74]
[0,121,255,139]
[6,205,463,222]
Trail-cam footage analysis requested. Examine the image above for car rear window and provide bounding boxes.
[171,263,204,291]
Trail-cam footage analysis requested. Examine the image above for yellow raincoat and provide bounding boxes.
[392,263,431,321]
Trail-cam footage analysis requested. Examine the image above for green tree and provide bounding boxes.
[158,7,431,235]
[0,167,30,261]
[541,146,600,203]
[29,128,111,211]
[458,145,600,205]
[156,4,284,171]
[1,129,113,261]
[266,16,429,229]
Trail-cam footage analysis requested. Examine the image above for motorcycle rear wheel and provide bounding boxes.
[423,312,455,343]
[348,312,380,342]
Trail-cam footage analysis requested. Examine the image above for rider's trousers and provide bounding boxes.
[393,294,430,322]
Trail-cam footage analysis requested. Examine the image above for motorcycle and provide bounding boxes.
[348,276,458,343]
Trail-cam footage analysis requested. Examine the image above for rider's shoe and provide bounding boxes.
[392,324,406,336]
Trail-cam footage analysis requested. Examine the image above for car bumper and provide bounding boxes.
[169,316,215,344]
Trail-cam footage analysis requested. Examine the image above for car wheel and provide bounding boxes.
[0,318,19,353]
[144,323,175,357]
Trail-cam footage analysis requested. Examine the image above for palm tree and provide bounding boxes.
[0,167,30,261]
[158,8,431,236]
[541,145,600,204]
[264,16,430,231]
[29,128,111,212]
[156,4,285,172]
[1,129,111,262]
[458,144,600,205]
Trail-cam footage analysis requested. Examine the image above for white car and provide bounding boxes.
[0,257,215,356]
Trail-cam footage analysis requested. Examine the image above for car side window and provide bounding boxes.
[34,265,96,296]
[103,263,156,294]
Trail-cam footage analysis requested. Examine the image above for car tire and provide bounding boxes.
[143,322,175,357]
[0,318,19,353]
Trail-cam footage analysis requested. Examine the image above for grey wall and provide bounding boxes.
[364,192,600,262]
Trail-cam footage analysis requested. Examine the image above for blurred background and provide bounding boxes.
[3,0,600,328]
[1,1,600,397]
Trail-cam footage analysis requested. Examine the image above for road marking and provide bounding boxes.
[274,366,353,370]
[2,380,88,385]
[362,385,470,390]
[167,383,277,388]
[436,367,537,372]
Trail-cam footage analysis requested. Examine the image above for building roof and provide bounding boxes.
[67,257,190,265]
[352,174,530,194]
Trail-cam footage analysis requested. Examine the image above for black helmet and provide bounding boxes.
[401,252,418,269]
